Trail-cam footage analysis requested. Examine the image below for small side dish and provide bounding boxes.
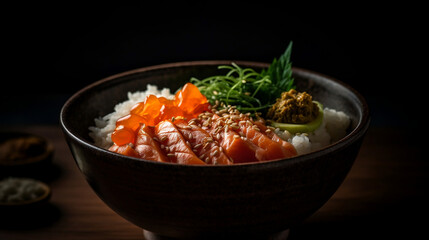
[0,177,51,206]
[0,132,53,166]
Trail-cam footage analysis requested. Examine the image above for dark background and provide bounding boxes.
[0,3,421,126]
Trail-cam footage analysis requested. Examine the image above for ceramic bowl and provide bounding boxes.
[60,61,369,239]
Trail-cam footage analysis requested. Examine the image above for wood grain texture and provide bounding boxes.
[0,125,426,240]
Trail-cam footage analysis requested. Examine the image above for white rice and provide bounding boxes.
[89,85,350,155]
[279,107,350,155]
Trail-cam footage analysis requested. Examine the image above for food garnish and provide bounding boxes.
[266,89,323,134]
[268,101,324,134]
[191,42,295,114]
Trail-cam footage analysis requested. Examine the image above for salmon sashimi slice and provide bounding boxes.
[252,120,297,157]
[134,124,169,162]
[208,114,260,164]
[218,130,260,164]
[238,121,296,161]
[155,120,206,165]
[175,120,233,165]
[109,143,140,158]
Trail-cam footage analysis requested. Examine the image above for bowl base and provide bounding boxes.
[143,229,290,240]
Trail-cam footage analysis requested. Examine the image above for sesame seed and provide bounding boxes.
[226,119,234,125]
[218,109,227,114]
[214,126,222,134]
[202,120,210,127]
[212,149,219,156]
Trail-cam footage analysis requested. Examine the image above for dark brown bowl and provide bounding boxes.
[60,61,369,239]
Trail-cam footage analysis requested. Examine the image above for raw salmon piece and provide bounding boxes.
[209,114,260,164]
[238,121,296,160]
[253,120,297,157]
[175,120,233,165]
[155,120,206,165]
[135,124,169,162]
[109,143,139,158]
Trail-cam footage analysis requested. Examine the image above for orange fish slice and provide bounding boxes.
[209,114,260,164]
[109,143,139,158]
[155,120,206,165]
[238,121,296,161]
[252,120,297,157]
[175,120,233,165]
[134,124,169,162]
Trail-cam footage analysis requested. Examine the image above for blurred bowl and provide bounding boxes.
[0,177,51,210]
[0,132,54,179]
[60,61,369,239]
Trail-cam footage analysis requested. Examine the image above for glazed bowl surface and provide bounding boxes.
[60,61,369,239]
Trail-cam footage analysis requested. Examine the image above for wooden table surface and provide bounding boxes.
[0,125,426,240]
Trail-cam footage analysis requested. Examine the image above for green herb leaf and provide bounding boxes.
[260,41,295,103]
[191,41,295,114]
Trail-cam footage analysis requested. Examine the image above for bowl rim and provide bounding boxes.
[60,60,370,169]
